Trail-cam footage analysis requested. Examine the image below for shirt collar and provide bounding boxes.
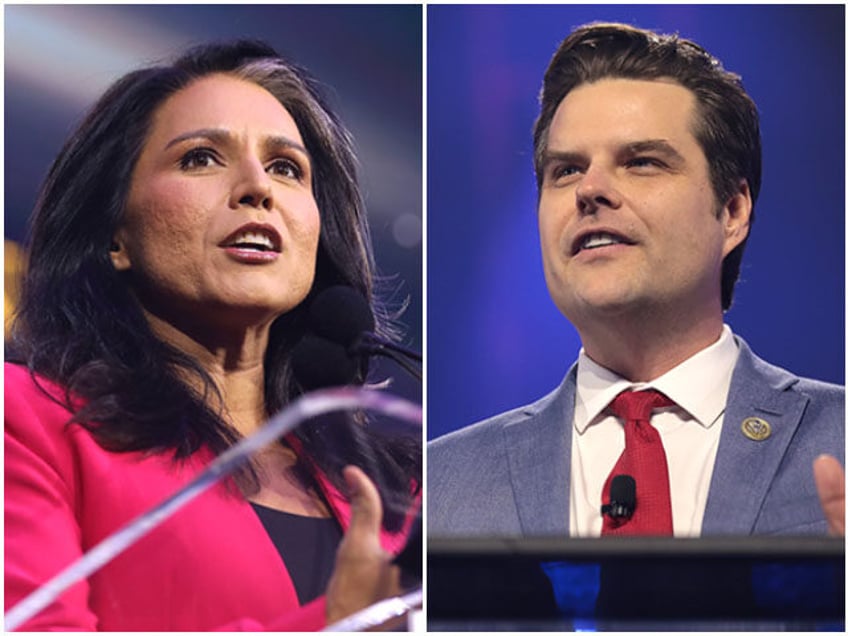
[574,325,740,433]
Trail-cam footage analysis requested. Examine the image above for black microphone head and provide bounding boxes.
[309,286,375,347]
[609,474,636,514]
[290,334,360,390]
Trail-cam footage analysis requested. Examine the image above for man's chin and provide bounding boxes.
[556,289,648,321]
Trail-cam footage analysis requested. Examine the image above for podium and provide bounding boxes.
[427,536,845,631]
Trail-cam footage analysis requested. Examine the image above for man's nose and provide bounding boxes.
[575,165,622,215]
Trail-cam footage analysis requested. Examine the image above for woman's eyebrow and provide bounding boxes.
[164,127,231,150]
[163,128,311,162]
[262,135,312,163]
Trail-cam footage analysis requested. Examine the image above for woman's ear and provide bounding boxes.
[110,233,132,271]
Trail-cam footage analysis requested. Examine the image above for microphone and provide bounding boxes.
[300,286,421,382]
[291,334,361,390]
[601,474,636,520]
[292,287,423,587]
[310,285,376,346]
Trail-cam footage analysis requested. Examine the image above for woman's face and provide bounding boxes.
[112,73,321,332]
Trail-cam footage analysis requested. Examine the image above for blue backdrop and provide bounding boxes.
[427,4,845,440]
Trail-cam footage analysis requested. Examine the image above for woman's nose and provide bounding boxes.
[229,158,274,211]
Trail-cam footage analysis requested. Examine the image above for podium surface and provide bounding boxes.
[428,536,845,631]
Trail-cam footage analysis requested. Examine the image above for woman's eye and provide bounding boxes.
[179,148,219,170]
[267,158,303,180]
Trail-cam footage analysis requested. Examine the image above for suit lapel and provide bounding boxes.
[702,339,807,534]
[502,368,576,535]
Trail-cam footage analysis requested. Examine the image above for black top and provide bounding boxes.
[250,502,343,605]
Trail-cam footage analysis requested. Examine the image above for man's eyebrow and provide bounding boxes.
[622,139,685,163]
[164,128,311,161]
[540,149,586,169]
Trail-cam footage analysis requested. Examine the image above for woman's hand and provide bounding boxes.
[325,466,402,625]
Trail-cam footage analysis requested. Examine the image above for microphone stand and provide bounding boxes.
[353,333,422,381]
[323,588,423,632]
[357,342,421,381]
[360,334,422,362]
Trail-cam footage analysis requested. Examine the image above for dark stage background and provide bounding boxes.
[427,4,845,440]
[4,4,422,403]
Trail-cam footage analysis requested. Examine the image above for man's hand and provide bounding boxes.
[325,465,401,625]
[813,454,845,536]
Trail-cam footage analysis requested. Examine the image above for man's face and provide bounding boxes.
[537,78,749,329]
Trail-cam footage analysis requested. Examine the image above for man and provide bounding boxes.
[428,23,844,538]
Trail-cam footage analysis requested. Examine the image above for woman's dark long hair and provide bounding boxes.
[8,40,419,531]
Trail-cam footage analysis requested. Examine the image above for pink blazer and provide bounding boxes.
[4,363,414,631]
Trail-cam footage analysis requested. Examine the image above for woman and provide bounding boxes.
[5,40,421,631]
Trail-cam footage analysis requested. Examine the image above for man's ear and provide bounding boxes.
[721,179,752,258]
[110,232,132,271]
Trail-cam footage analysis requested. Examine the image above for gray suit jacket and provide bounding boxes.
[428,338,844,536]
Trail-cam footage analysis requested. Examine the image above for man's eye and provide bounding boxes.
[179,148,219,170]
[550,164,582,181]
[267,158,304,180]
[627,156,664,169]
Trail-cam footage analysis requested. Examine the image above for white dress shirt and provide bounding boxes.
[569,325,740,537]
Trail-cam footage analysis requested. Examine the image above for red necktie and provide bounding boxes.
[601,389,674,536]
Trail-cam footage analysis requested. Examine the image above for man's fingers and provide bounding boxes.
[813,454,845,536]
